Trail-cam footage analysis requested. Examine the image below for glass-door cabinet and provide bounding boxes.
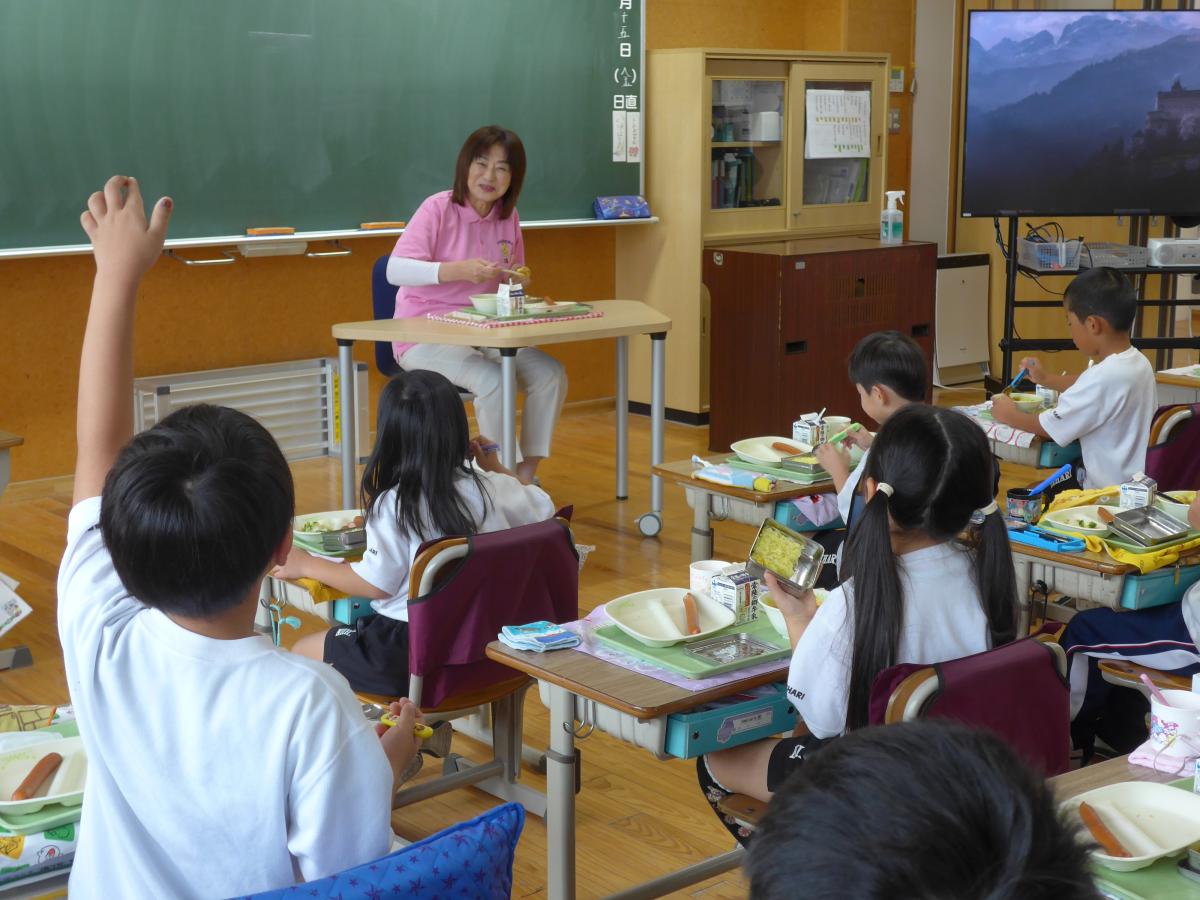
[788,61,887,233]
[704,58,790,238]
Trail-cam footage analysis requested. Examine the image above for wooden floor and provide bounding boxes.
[0,387,1040,898]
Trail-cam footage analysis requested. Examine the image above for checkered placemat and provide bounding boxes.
[426,310,605,329]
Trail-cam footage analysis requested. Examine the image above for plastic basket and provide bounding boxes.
[1017,237,1082,272]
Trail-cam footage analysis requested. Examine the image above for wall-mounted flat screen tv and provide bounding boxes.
[962,10,1200,218]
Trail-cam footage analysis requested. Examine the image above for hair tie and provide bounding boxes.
[977,500,998,516]
[875,482,894,498]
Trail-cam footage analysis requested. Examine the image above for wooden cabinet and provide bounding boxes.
[705,237,936,452]
[618,48,890,419]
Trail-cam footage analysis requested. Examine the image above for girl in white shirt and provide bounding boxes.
[275,369,556,694]
[697,405,1019,844]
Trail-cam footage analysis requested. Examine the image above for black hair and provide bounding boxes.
[360,370,491,541]
[841,405,1018,730]
[1065,267,1136,332]
[100,404,294,618]
[746,720,1099,900]
[451,125,526,219]
[847,330,928,403]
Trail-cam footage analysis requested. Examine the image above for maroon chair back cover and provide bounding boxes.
[1144,403,1200,490]
[869,637,1070,776]
[406,518,579,708]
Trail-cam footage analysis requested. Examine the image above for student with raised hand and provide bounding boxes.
[746,720,1100,900]
[59,176,422,898]
[696,405,1019,844]
[276,368,557,696]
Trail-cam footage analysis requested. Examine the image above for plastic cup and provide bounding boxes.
[1149,689,1200,751]
[689,559,731,596]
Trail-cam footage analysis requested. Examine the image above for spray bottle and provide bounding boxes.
[880,190,905,243]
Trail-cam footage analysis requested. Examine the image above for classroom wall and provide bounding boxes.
[2,1,917,483]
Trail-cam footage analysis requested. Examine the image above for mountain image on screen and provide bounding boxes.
[962,11,1200,217]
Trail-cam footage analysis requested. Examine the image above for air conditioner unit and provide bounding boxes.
[934,253,991,386]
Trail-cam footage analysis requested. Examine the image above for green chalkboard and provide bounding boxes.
[0,0,644,253]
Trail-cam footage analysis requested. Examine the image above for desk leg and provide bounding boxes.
[1014,556,1032,636]
[500,348,518,472]
[615,336,629,501]
[692,492,713,562]
[649,333,665,516]
[337,340,356,511]
[545,684,577,900]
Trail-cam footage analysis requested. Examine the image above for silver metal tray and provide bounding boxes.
[684,633,779,665]
[1108,507,1192,547]
[321,527,366,551]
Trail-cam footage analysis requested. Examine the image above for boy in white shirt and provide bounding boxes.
[58,176,422,899]
[992,267,1156,490]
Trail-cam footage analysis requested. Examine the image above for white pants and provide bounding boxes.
[397,343,567,459]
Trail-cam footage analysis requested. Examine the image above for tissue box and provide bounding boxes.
[749,111,781,141]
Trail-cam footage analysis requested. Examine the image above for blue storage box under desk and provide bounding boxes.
[1118,563,1200,610]
[331,596,374,625]
[665,683,796,759]
[773,501,843,533]
[1039,440,1081,468]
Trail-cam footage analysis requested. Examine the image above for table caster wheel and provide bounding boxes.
[637,512,662,537]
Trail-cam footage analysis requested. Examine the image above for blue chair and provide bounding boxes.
[370,254,402,377]
[237,802,524,899]
[372,254,474,403]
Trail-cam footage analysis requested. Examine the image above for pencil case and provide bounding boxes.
[593,195,651,220]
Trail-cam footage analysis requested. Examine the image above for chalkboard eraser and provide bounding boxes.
[360,221,406,230]
[246,227,295,236]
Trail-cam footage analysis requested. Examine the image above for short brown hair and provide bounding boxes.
[451,126,526,220]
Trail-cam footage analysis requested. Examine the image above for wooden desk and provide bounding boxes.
[653,458,834,561]
[0,431,22,501]
[1157,371,1200,406]
[486,640,786,900]
[332,301,673,536]
[1049,753,1180,801]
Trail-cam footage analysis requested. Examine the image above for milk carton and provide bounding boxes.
[1119,472,1157,510]
[709,567,758,625]
[792,413,827,448]
[496,281,525,317]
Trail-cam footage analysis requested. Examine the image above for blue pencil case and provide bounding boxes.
[593,195,651,219]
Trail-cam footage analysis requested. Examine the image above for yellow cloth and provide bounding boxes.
[289,577,351,604]
[1042,488,1200,573]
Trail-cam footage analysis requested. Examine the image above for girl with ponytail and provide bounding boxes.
[697,405,1018,843]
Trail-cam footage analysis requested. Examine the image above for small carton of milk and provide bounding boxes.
[496,281,525,317]
[710,566,758,625]
[792,414,827,447]
[1119,472,1157,510]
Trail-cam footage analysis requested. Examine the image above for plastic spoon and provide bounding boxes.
[1025,463,1074,498]
[1005,367,1029,393]
[1139,672,1170,707]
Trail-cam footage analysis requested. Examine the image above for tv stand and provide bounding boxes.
[997,215,1200,387]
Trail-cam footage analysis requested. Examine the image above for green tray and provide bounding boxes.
[0,721,82,836]
[454,302,592,322]
[592,616,790,679]
[725,457,832,485]
[292,533,361,559]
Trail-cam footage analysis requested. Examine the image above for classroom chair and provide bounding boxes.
[242,802,524,900]
[360,516,579,817]
[370,253,475,399]
[716,636,1070,831]
[1145,402,1200,489]
[1099,658,1192,695]
[870,634,1071,776]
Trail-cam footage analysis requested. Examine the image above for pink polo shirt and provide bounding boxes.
[390,190,525,357]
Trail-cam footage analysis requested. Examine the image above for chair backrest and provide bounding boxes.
[1145,403,1200,489]
[869,636,1071,776]
[404,517,579,708]
[371,254,400,377]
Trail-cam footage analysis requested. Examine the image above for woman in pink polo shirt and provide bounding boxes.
[387,125,567,484]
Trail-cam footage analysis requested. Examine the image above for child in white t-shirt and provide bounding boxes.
[697,405,1019,844]
[815,330,928,525]
[60,178,422,899]
[275,369,557,695]
[992,267,1156,490]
